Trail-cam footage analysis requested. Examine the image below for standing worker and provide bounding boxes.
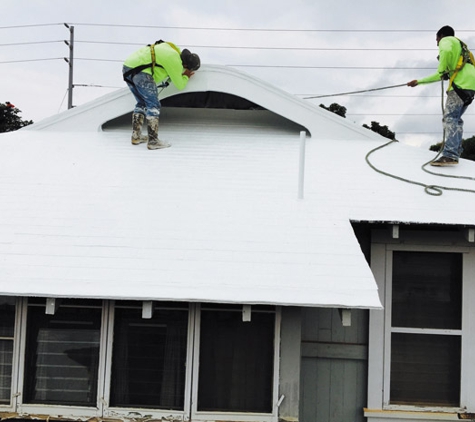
[123,41,200,150]
[407,25,475,166]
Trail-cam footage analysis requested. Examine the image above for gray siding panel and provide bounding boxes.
[301,308,368,422]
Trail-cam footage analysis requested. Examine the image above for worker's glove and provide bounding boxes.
[157,79,170,89]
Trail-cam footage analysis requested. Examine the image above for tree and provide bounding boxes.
[362,121,396,141]
[320,102,397,140]
[0,102,33,132]
[319,102,347,118]
[430,136,475,162]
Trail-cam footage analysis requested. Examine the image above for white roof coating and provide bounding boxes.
[1,65,475,309]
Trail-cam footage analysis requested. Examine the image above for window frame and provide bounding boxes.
[0,297,20,412]
[2,299,281,422]
[190,304,281,422]
[368,240,475,417]
[102,301,195,421]
[383,249,463,408]
[16,298,108,418]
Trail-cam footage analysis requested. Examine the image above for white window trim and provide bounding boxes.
[0,297,21,412]
[3,300,281,422]
[367,241,475,421]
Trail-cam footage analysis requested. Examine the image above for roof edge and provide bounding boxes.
[23,64,385,142]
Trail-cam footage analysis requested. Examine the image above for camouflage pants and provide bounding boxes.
[442,90,469,160]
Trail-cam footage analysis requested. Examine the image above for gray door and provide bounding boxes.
[300,308,368,422]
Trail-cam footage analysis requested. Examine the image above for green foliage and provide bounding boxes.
[429,142,442,152]
[462,136,475,161]
[430,136,475,162]
[0,102,33,133]
[362,121,396,141]
[319,103,347,118]
[320,102,398,140]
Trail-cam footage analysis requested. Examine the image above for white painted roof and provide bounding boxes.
[2,65,475,309]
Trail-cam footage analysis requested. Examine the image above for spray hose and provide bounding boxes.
[303,83,407,100]
[307,81,475,196]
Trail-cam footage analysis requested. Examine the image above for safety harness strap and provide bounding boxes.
[123,40,167,83]
[447,39,474,91]
[150,43,157,76]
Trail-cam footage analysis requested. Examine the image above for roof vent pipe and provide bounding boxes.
[298,131,306,200]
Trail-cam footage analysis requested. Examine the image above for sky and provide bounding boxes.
[1,0,475,149]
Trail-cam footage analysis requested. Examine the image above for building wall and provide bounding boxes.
[300,307,369,422]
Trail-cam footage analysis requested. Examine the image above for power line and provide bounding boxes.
[3,22,475,33]
[68,57,437,70]
[73,83,122,89]
[0,57,63,64]
[399,131,475,135]
[72,40,438,52]
[0,38,442,52]
[301,94,441,98]
[0,40,64,47]
[230,64,435,69]
[0,39,442,53]
[66,23,475,33]
[0,23,63,29]
[75,58,122,62]
[348,113,475,116]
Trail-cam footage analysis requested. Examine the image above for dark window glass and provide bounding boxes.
[24,301,102,406]
[392,252,462,329]
[198,309,275,413]
[391,251,463,407]
[0,297,15,404]
[110,305,188,410]
[390,333,461,406]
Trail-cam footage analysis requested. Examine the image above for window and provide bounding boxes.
[367,237,475,420]
[110,302,189,410]
[197,305,275,413]
[2,299,279,421]
[0,297,15,405]
[390,252,462,407]
[23,299,102,406]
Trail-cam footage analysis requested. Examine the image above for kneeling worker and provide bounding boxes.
[123,41,200,150]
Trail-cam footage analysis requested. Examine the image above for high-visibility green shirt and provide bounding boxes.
[124,42,189,90]
[418,36,475,91]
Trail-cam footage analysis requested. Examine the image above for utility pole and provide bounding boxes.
[64,23,75,109]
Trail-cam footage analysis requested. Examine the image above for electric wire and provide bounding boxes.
[63,24,475,33]
[0,58,63,64]
[73,40,438,52]
[0,40,64,47]
[0,23,63,29]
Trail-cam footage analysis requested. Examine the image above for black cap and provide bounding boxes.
[437,25,455,38]
[181,49,201,71]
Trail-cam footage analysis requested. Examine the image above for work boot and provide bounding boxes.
[146,116,171,150]
[131,113,147,145]
[430,156,458,166]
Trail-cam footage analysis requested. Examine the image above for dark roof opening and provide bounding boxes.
[161,91,265,110]
[102,90,308,134]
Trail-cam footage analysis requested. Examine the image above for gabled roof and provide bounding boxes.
[2,65,475,309]
[26,64,385,141]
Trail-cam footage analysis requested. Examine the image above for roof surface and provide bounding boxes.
[2,65,475,309]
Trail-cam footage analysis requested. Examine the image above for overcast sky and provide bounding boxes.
[2,0,475,148]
